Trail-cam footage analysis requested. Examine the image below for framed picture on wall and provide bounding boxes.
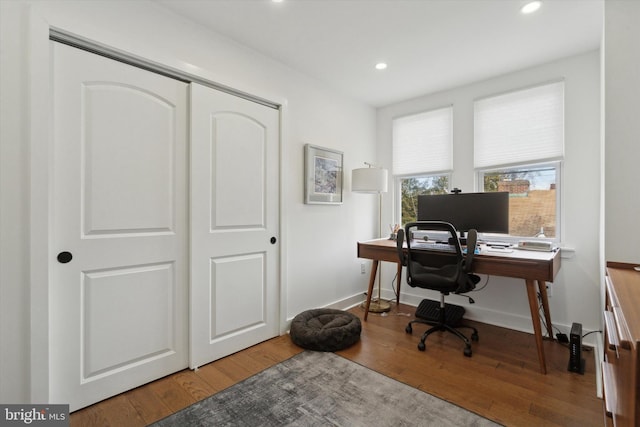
[304,144,343,205]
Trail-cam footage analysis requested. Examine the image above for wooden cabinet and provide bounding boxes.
[602,264,640,427]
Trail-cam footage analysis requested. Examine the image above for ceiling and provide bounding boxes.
[155,0,603,107]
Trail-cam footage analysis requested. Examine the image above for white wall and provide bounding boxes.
[376,51,602,339]
[604,0,640,264]
[0,0,31,406]
[0,0,377,404]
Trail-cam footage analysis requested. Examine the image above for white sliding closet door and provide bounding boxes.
[190,83,280,369]
[50,42,189,411]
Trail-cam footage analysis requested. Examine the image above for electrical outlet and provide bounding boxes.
[546,283,552,298]
[360,263,366,274]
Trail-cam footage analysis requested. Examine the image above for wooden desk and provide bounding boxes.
[357,238,561,374]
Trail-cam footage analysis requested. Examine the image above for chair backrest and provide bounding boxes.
[396,221,478,294]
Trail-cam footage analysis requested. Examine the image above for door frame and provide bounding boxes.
[27,15,289,404]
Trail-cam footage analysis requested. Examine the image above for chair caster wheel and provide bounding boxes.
[464,346,472,357]
[418,341,426,351]
[406,325,412,334]
[471,332,479,342]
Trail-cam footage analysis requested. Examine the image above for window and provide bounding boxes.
[474,81,564,240]
[479,163,560,239]
[398,175,449,225]
[393,106,453,225]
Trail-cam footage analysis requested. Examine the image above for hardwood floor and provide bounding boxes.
[70,303,604,426]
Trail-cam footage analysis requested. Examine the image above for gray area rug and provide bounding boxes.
[152,351,500,426]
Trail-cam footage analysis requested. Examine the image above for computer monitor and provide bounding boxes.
[417,192,509,235]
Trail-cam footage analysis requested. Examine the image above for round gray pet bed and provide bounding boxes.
[290,308,362,352]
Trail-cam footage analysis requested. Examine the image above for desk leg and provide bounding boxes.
[396,262,402,306]
[525,279,547,374]
[537,279,553,338]
[363,260,379,321]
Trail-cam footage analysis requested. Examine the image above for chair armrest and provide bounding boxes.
[396,229,407,266]
[464,229,478,272]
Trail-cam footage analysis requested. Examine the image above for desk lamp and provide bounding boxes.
[352,162,390,313]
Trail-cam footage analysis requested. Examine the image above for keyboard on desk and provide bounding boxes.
[411,241,456,252]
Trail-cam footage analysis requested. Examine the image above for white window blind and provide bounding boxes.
[474,81,564,168]
[392,106,452,175]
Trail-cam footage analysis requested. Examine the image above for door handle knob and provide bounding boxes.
[57,251,73,264]
[270,237,277,245]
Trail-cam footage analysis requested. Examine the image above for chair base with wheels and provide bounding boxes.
[405,294,479,357]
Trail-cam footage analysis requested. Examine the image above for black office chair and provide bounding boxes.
[396,221,481,357]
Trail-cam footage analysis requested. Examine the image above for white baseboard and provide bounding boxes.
[284,293,367,331]
[318,289,543,334]
[296,289,602,346]
[322,289,602,349]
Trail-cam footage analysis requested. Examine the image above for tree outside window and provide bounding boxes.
[399,175,449,225]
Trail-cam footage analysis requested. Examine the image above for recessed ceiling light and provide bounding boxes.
[272,0,284,3]
[521,1,542,14]
[375,63,388,70]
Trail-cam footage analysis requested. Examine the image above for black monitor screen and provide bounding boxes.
[417,192,509,234]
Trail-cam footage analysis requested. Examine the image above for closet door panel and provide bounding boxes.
[190,83,280,369]
[50,42,188,411]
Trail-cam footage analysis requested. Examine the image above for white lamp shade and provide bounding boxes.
[352,167,388,193]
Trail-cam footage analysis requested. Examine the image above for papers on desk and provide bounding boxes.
[478,244,558,261]
[486,247,513,253]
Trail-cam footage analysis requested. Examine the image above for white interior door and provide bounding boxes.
[50,42,189,411]
[190,83,280,369]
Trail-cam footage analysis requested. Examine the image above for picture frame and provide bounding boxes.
[304,144,343,205]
